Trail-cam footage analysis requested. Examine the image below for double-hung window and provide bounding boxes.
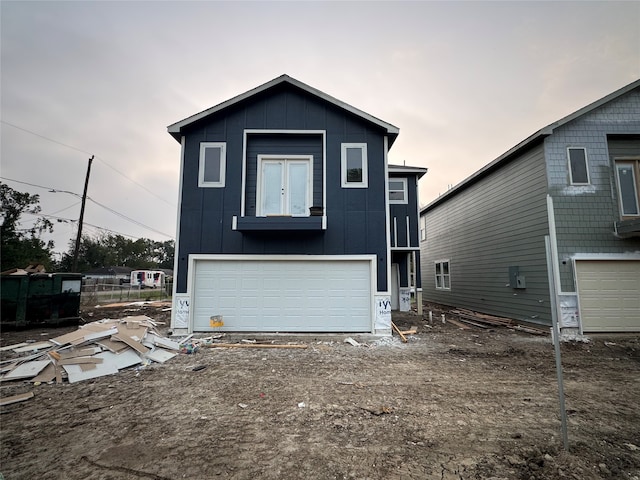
[435,260,450,290]
[567,147,590,185]
[341,143,368,188]
[257,155,312,216]
[199,142,226,187]
[615,159,640,218]
[389,178,408,204]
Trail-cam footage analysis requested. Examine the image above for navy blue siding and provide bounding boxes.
[176,84,389,292]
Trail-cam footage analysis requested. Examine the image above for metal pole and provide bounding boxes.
[72,155,94,272]
[545,235,569,451]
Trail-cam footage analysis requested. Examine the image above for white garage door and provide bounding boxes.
[575,260,640,333]
[192,258,373,332]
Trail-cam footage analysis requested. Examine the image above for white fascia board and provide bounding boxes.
[391,247,421,252]
[388,165,428,178]
[189,254,377,262]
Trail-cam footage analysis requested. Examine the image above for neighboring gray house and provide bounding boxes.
[420,79,640,334]
[167,75,426,334]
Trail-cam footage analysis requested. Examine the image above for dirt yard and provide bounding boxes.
[1,303,639,480]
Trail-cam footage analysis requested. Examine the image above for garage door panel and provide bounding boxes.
[192,259,372,332]
[576,260,640,333]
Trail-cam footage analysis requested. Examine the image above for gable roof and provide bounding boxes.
[167,74,400,145]
[421,78,640,213]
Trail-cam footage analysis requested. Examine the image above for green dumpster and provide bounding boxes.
[1,273,82,327]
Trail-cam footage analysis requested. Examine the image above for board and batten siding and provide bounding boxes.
[176,85,390,293]
[420,143,551,324]
[545,89,640,292]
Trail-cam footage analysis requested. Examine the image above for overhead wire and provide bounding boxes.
[0,176,174,239]
[1,120,176,207]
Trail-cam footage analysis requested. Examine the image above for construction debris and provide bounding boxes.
[391,321,407,343]
[0,391,35,406]
[204,343,308,349]
[0,315,181,386]
[451,309,547,335]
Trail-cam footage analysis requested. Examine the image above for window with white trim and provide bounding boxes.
[567,147,590,185]
[420,215,427,241]
[435,260,450,290]
[388,178,408,204]
[615,159,640,217]
[257,155,312,216]
[199,142,226,187]
[341,143,368,188]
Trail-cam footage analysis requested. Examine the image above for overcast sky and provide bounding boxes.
[1,1,639,258]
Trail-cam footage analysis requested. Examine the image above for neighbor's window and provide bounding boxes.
[615,159,640,217]
[388,178,408,204]
[567,147,590,185]
[341,143,368,188]
[435,260,450,290]
[420,215,427,241]
[199,142,226,187]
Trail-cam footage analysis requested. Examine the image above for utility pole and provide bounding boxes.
[72,155,94,272]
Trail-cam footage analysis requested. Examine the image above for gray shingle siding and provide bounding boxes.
[546,90,640,291]
[420,143,551,324]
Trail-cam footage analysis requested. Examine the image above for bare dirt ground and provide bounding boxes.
[1,302,639,480]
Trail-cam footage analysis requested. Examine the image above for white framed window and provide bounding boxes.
[435,260,450,290]
[420,216,427,241]
[256,155,312,216]
[615,159,640,217]
[341,143,368,188]
[567,147,590,185]
[388,178,408,204]
[199,142,226,187]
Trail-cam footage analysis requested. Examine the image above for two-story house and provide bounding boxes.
[167,75,426,334]
[420,79,640,334]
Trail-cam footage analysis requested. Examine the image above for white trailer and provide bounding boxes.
[130,270,165,289]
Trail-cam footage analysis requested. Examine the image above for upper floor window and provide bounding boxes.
[435,260,450,290]
[257,155,312,217]
[388,178,408,204]
[420,216,427,241]
[567,147,590,185]
[615,159,640,217]
[199,142,226,187]
[341,143,368,188]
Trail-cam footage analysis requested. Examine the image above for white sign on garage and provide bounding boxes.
[574,257,640,333]
[188,255,375,332]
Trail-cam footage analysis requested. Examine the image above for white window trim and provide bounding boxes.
[198,142,226,187]
[614,160,640,217]
[256,154,313,217]
[341,143,368,188]
[435,259,451,290]
[567,147,590,185]
[389,177,408,204]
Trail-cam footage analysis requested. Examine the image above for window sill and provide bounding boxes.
[235,216,325,231]
[615,218,640,238]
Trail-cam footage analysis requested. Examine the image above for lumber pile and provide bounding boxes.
[451,309,546,335]
[0,315,181,385]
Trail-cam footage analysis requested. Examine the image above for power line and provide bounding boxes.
[1,176,175,239]
[1,120,176,207]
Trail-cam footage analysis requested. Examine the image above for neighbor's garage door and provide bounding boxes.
[575,260,640,333]
[192,259,372,332]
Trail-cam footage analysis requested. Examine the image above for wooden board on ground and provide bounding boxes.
[0,391,34,406]
[31,363,57,383]
[391,322,407,343]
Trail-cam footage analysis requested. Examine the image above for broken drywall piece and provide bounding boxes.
[12,341,54,353]
[63,362,119,383]
[31,363,57,383]
[144,348,177,364]
[111,333,149,354]
[2,360,51,381]
[143,333,180,351]
[95,349,142,370]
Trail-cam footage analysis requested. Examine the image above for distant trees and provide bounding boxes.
[57,234,175,272]
[1,183,174,273]
[0,183,55,271]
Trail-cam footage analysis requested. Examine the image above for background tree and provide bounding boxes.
[0,183,55,271]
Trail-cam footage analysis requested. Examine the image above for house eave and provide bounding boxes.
[388,164,428,179]
[168,74,400,144]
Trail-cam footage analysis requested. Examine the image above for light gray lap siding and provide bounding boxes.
[420,143,551,324]
[545,90,640,291]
